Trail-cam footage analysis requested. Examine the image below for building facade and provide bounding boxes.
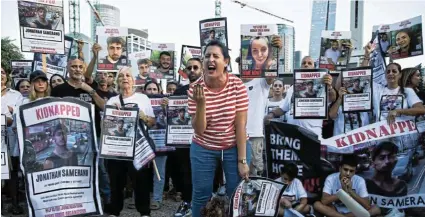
[309,0,337,62]
[91,4,121,41]
[294,51,302,69]
[350,0,364,51]
[277,24,295,74]
[127,28,151,54]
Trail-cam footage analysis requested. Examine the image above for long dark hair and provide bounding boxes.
[387,62,405,95]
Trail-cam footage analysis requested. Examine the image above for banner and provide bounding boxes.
[341,67,373,112]
[96,26,128,71]
[293,68,328,119]
[16,97,102,217]
[149,43,175,81]
[372,15,423,60]
[1,114,10,180]
[369,31,387,86]
[240,24,279,78]
[229,177,286,217]
[179,45,202,84]
[99,105,138,160]
[18,0,65,54]
[149,96,167,151]
[33,35,73,77]
[319,31,352,71]
[11,60,33,87]
[129,50,152,87]
[166,96,193,146]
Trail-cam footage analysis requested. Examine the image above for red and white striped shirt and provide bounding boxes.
[188,74,249,150]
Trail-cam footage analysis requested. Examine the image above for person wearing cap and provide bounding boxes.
[1,66,24,215]
[28,70,50,101]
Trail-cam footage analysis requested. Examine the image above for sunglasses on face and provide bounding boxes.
[187,66,199,71]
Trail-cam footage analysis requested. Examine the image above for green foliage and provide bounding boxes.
[1,37,24,73]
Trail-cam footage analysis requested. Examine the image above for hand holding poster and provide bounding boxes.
[240,24,279,78]
[1,115,10,180]
[341,67,373,112]
[179,45,202,84]
[372,15,423,60]
[96,26,128,71]
[18,0,65,54]
[149,43,175,81]
[293,69,328,119]
[99,105,138,160]
[166,96,193,146]
[230,177,286,217]
[129,50,152,87]
[16,97,102,217]
[319,31,352,71]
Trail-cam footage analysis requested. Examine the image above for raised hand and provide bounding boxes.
[187,84,205,104]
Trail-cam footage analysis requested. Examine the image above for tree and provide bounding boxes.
[1,37,24,72]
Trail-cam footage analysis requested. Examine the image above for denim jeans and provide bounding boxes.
[190,141,251,217]
[153,155,167,202]
[97,137,111,204]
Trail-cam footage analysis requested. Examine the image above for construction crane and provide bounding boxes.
[229,0,294,23]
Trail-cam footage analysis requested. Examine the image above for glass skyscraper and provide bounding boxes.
[277,24,295,74]
[91,4,121,41]
[309,0,337,62]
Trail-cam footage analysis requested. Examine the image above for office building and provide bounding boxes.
[91,4,120,41]
[350,0,364,51]
[277,24,295,74]
[127,28,151,54]
[309,0,337,62]
[294,51,302,68]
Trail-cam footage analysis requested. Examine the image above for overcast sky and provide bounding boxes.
[2,0,424,72]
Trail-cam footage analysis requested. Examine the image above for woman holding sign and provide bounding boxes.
[188,40,251,217]
[106,66,155,217]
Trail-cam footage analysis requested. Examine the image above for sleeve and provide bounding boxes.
[280,87,293,112]
[106,96,117,106]
[295,179,308,199]
[143,95,155,117]
[323,175,333,195]
[50,85,59,97]
[357,177,369,198]
[260,78,271,90]
[235,79,249,112]
[405,88,422,107]
[324,49,330,58]
[188,84,196,116]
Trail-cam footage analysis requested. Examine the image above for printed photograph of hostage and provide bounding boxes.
[153,109,166,130]
[11,64,32,79]
[343,77,371,94]
[240,182,261,216]
[151,51,174,80]
[98,36,128,70]
[387,27,423,59]
[104,118,132,137]
[18,2,62,30]
[294,80,325,98]
[168,107,191,125]
[379,95,403,120]
[240,35,279,74]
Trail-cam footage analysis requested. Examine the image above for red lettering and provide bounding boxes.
[353,132,366,143]
[407,120,416,131]
[389,123,398,134]
[347,134,354,145]
[365,128,378,139]
[36,108,42,120]
[336,137,348,148]
[379,125,390,137]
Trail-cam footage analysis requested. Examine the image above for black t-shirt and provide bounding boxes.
[173,84,189,96]
[51,82,102,136]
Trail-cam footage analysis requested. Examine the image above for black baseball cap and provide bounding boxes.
[30,70,48,83]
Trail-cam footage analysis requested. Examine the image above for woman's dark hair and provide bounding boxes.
[144,80,160,91]
[273,79,284,86]
[247,36,273,72]
[14,79,30,91]
[280,162,298,181]
[49,74,66,88]
[167,81,179,88]
[204,40,230,60]
[387,62,405,95]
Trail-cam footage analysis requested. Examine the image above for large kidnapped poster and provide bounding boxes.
[16,97,102,217]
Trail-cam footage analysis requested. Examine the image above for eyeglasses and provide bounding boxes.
[187,66,199,71]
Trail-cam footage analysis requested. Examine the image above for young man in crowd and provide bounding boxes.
[313,154,380,217]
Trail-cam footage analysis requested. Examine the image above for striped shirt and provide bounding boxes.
[188,74,249,150]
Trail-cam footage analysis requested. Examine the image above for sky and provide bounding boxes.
[1,0,425,73]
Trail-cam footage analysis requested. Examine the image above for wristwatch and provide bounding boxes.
[238,159,247,164]
[88,89,96,96]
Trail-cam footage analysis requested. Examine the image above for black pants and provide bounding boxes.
[10,157,21,206]
[107,159,150,216]
[165,151,180,192]
[174,148,192,202]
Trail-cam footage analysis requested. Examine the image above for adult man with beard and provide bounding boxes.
[153,51,173,79]
[98,37,127,70]
[173,58,203,95]
[135,58,154,86]
[325,40,341,66]
[366,142,407,217]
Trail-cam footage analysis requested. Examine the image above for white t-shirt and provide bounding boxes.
[333,107,370,136]
[280,86,323,140]
[106,93,155,118]
[280,178,307,206]
[266,98,285,122]
[323,172,368,214]
[245,78,270,138]
[324,48,341,64]
[2,89,24,157]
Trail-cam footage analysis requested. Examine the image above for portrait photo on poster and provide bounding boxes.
[129,50,152,86]
[149,43,175,81]
[17,0,65,54]
[199,17,229,54]
[240,24,279,79]
[10,60,33,79]
[96,26,128,71]
[319,31,352,72]
[179,45,202,84]
[33,36,73,73]
[341,67,373,113]
[166,96,194,146]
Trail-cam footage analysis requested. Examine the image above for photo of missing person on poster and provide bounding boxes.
[294,79,325,99]
[33,36,73,70]
[343,77,371,94]
[10,60,32,79]
[240,181,262,216]
[379,95,403,121]
[96,27,128,71]
[199,18,228,52]
[149,43,175,81]
[168,107,191,126]
[103,116,133,137]
[319,38,353,71]
[18,1,63,31]
[22,120,92,173]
